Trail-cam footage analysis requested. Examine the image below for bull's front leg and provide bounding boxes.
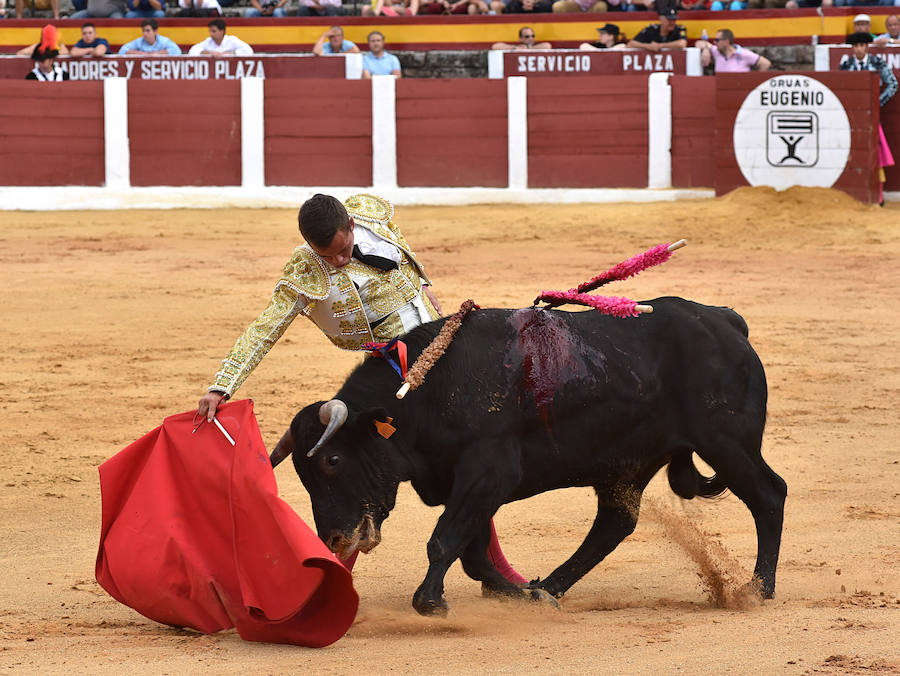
[412,449,520,616]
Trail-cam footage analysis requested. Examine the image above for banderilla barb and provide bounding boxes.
[533,239,687,315]
[395,299,479,400]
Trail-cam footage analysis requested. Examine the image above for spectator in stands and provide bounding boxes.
[70,0,126,18]
[492,0,552,14]
[362,30,401,77]
[119,18,182,55]
[17,27,68,55]
[491,26,551,49]
[298,0,343,15]
[14,0,59,19]
[696,29,770,72]
[551,0,608,14]
[69,23,109,57]
[628,6,687,52]
[313,26,360,54]
[177,0,222,16]
[839,31,897,205]
[363,0,412,14]
[847,14,879,40]
[875,14,900,46]
[419,0,488,12]
[579,22,626,50]
[246,0,288,17]
[126,0,165,17]
[189,18,252,55]
[25,25,68,80]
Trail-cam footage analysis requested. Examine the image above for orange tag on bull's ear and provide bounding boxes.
[374,417,395,439]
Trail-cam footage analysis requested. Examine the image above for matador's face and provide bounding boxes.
[311,219,355,268]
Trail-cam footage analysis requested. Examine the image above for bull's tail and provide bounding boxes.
[667,451,728,500]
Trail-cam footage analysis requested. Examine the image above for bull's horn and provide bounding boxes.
[269,429,294,469]
[307,399,349,458]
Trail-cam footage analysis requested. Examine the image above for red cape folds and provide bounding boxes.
[95,399,359,647]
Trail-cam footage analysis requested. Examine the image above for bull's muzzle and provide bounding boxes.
[325,514,382,560]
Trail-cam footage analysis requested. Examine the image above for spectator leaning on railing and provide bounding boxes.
[580,23,626,51]
[189,19,252,55]
[69,23,109,57]
[313,26,360,54]
[362,31,401,77]
[627,6,687,52]
[696,29,771,72]
[875,14,900,46]
[119,18,182,55]
[491,26,551,50]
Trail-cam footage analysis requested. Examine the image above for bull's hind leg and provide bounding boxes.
[529,487,640,599]
[697,436,787,598]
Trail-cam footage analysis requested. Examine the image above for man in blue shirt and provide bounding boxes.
[362,31,402,78]
[70,23,110,57]
[119,18,182,55]
[313,26,360,55]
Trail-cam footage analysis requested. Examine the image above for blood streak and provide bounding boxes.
[508,308,585,428]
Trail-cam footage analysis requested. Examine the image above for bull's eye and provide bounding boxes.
[327,454,340,467]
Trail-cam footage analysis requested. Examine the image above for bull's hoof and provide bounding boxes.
[413,588,449,617]
[528,588,560,609]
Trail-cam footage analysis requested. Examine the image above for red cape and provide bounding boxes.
[95,399,358,648]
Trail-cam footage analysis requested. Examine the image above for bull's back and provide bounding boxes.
[399,298,765,488]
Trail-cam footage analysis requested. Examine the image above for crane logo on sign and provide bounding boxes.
[733,76,850,189]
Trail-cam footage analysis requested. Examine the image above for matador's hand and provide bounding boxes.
[423,285,443,316]
[198,391,226,423]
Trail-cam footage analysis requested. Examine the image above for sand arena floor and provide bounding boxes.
[1,188,899,674]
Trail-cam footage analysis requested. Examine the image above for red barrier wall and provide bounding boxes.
[883,96,899,192]
[715,72,880,204]
[396,79,508,188]
[527,76,648,188]
[671,75,715,189]
[264,80,372,187]
[0,82,104,187]
[128,80,242,187]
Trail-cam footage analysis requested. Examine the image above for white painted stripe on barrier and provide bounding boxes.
[345,53,363,79]
[647,72,672,190]
[488,50,504,79]
[0,186,716,211]
[241,77,265,190]
[371,75,397,189]
[507,76,527,190]
[103,77,130,189]
[685,47,702,77]
[814,44,830,71]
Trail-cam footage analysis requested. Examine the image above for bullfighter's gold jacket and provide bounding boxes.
[209,194,438,397]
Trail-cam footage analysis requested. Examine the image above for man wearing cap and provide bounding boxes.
[628,7,687,52]
[695,29,771,72]
[847,14,878,42]
[839,32,897,205]
[579,23,626,51]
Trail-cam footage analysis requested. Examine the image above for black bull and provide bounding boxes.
[271,298,787,616]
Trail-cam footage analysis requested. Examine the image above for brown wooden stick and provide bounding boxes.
[396,299,479,399]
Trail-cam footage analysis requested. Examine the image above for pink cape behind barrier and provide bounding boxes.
[95,399,358,648]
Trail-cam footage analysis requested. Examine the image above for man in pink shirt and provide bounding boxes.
[697,29,771,73]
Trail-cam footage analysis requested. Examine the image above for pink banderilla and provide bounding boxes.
[534,239,687,315]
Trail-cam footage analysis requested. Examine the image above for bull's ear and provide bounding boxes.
[359,407,395,439]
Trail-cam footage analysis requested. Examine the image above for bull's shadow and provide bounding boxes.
[271,298,787,617]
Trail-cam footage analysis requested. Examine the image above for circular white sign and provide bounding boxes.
[733,75,851,189]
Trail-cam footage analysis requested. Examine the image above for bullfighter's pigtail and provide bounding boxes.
[395,299,479,399]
